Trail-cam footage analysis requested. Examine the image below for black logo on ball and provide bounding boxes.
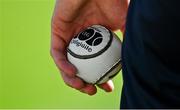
[68,26,113,59]
[77,29,103,46]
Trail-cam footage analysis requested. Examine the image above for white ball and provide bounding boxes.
[67,25,122,84]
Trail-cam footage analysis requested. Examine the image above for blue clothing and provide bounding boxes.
[121,0,180,108]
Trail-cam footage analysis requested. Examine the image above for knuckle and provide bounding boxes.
[61,72,84,90]
[73,82,83,90]
[72,79,84,89]
[88,88,97,95]
[63,80,72,88]
[63,77,84,90]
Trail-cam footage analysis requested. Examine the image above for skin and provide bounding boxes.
[51,0,129,95]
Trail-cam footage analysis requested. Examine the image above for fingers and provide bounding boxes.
[51,21,114,95]
[51,48,77,77]
[50,36,97,95]
[50,31,77,77]
[61,72,97,95]
[61,72,85,89]
[98,80,114,92]
[61,71,114,95]
[80,84,97,95]
[51,23,97,95]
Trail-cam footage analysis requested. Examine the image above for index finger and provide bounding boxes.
[50,32,77,77]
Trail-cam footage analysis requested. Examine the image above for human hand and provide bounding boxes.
[51,0,129,95]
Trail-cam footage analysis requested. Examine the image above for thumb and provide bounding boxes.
[98,80,114,92]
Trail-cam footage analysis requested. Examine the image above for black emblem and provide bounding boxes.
[68,26,113,59]
[78,29,103,46]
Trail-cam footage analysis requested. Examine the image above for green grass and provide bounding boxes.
[0,0,123,109]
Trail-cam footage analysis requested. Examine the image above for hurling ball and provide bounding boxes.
[67,25,122,84]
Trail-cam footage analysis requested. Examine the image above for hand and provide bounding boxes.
[51,0,129,95]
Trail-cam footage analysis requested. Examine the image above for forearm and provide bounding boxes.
[53,0,88,22]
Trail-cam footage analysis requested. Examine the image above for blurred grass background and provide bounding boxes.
[0,0,123,109]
